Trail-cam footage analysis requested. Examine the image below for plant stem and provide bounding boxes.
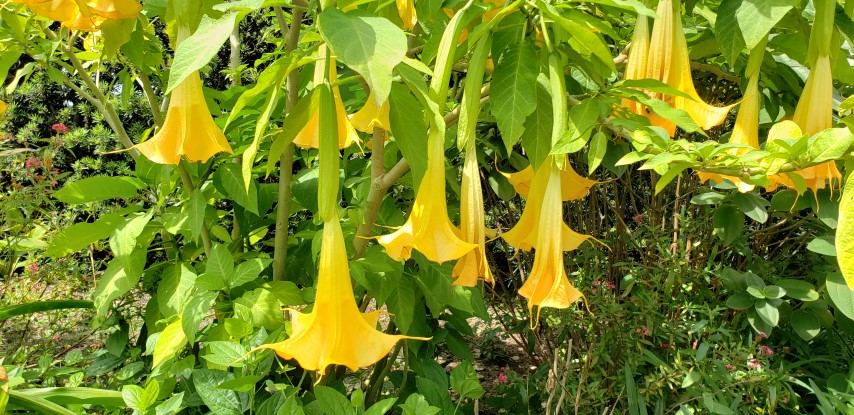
[272,7,303,281]
[178,162,212,257]
[135,72,164,126]
[353,126,388,258]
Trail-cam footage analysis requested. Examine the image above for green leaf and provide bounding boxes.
[12,387,123,408]
[206,244,235,282]
[776,279,819,301]
[588,131,608,174]
[167,12,239,94]
[807,236,836,257]
[193,369,244,415]
[736,0,796,49]
[732,192,769,223]
[681,372,701,388]
[52,176,144,204]
[389,82,428,186]
[155,392,185,415]
[157,263,197,318]
[45,213,125,258]
[837,163,854,288]
[520,76,553,169]
[7,390,77,415]
[762,285,786,299]
[312,386,352,415]
[0,300,93,321]
[185,190,207,243]
[715,0,746,66]
[725,293,754,310]
[703,396,734,415]
[713,204,743,245]
[318,8,406,105]
[490,41,540,153]
[690,191,726,205]
[399,394,440,415]
[92,213,152,323]
[827,272,854,321]
[538,1,616,74]
[806,128,854,163]
[182,291,218,341]
[234,288,284,330]
[152,318,188,368]
[754,299,779,327]
[791,309,821,340]
[450,361,484,400]
[266,88,320,176]
[201,341,249,367]
[550,98,603,156]
[229,258,272,289]
[214,163,259,215]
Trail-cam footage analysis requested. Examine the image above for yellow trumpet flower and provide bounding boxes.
[500,156,597,202]
[621,14,650,117]
[255,217,426,374]
[626,0,733,136]
[13,0,141,31]
[452,151,494,287]
[136,70,233,165]
[293,45,361,150]
[502,157,599,252]
[0,100,7,114]
[789,54,842,192]
[516,159,584,320]
[396,0,417,30]
[376,131,477,263]
[350,92,391,134]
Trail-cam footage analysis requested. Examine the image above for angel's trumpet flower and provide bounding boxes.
[697,39,766,193]
[136,70,233,164]
[396,0,417,30]
[452,150,494,287]
[502,157,599,252]
[350,92,391,134]
[625,0,733,136]
[516,159,584,320]
[500,156,597,202]
[0,100,7,114]
[376,130,477,263]
[787,55,842,192]
[621,14,650,117]
[13,0,141,31]
[254,217,426,374]
[292,45,361,150]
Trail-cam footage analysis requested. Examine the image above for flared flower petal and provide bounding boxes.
[502,157,599,252]
[136,71,233,165]
[255,218,426,374]
[500,156,598,202]
[517,159,584,319]
[377,132,476,263]
[452,151,494,287]
[293,45,361,150]
[13,0,140,31]
[626,0,733,136]
[350,92,391,134]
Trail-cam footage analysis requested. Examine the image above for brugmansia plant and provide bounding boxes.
[1,0,854,412]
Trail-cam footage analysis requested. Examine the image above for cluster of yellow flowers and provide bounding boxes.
[12,0,141,31]
[625,0,841,195]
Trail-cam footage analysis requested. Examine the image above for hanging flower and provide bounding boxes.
[452,150,494,287]
[500,156,598,202]
[396,0,417,30]
[515,158,584,321]
[254,217,426,374]
[376,131,477,263]
[624,0,733,136]
[136,70,233,164]
[350,92,391,134]
[697,40,765,193]
[502,157,599,252]
[293,45,361,150]
[12,0,141,32]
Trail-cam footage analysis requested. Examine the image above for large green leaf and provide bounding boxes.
[193,369,245,415]
[736,0,796,49]
[490,41,540,154]
[45,213,127,258]
[152,318,188,368]
[318,8,407,104]
[157,263,197,318]
[715,0,746,66]
[521,75,553,169]
[92,212,152,323]
[52,176,144,204]
[389,82,428,186]
[0,300,93,321]
[167,12,239,93]
[827,272,854,321]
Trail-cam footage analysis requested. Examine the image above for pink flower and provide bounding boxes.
[759,345,774,357]
[747,359,761,370]
[660,342,670,351]
[632,213,644,223]
[497,373,508,383]
[725,363,734,371]
[758,331,767,339]
[25,157,43,170]
[605,281,616,290]
[593,280,601,286]
[51,123,68,134]
[28,263,39,273]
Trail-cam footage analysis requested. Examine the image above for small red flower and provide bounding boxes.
[51,123,68,134]
[759,345,774,357]
[747,359,761,370]
[660,342,670,351]
[25,157,43,170]
[28,263,40,273]
[632,213,644,223]
[497,373,508,383]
